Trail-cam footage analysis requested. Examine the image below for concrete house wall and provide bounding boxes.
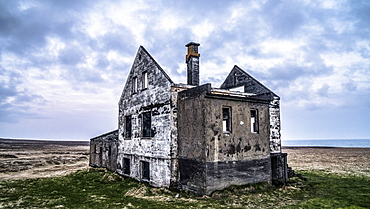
[220,65,282,153]
[178,84,272,195]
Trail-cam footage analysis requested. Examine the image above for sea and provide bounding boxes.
[282,139,370,148]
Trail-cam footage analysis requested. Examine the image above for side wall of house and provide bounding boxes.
[89,130,118,171]
[116,47,175,187]
[178,84,272,195]
[203,96,272,194]
[177,85,208,194]
[220,66,281,153]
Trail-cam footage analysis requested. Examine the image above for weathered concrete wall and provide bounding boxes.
[178,84,209,194]
[89,130,118,171]
[169,84,194,183]
[204,95,271,161]
[178,84,272,195]
[219,65,281,153]
[203,92,272,194]
[116,46,177,187]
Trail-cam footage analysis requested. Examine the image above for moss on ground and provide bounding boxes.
[0,168,369,208]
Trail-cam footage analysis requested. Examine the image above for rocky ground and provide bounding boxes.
[0,138,89,181]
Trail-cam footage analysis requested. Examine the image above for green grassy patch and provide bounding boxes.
[0,168,369,208]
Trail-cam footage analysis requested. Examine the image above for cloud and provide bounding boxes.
[0,68,45,123]
[0,0,370,139]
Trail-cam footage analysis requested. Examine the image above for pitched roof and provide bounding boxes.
[220,65,278,98]
[138,46,174,84]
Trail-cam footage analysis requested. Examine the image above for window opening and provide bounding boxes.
[142,112,151,137]
[133,77,138,93]
[141,161,150,180]
[99,147,103,165]
[251,109,259,133]
[142,72,148,89]
[125,116,132,138]
[222,107,231,133]
[123,158,130,175]
[108,146,111,160]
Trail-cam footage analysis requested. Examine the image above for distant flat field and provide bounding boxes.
[1,139,370,181]
[0,138,90,181]
[283,146,370,177]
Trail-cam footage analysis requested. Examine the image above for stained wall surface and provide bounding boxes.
[178,84,272,195]
[220,65,281,153]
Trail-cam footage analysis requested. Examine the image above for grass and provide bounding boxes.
[0,168,369,208]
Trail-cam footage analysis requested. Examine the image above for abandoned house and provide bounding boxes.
[89,42,289,195]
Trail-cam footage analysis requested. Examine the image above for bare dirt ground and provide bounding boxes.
[0,138,90,181]
[284,146,370,177]
[1,139,369,181]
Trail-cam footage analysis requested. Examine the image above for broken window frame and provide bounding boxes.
[123,158,130,175]
[132,77,138,93]
[142,111,152,138]
[222,106,232,133]
[251,109,259,133]
[141,161,150,180]
[125,115,132,139]
[142,71,148,90]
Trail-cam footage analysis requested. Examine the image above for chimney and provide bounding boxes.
[185,42,200,86]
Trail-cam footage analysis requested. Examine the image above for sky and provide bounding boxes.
[0,0,369,141]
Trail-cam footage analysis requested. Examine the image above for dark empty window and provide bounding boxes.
[222,107,231,133]
[123,158,130,175]
[142,112,151,137]
[251,109,259,133]
[108,146,111,158]
[141,161,150,180]
[125,116,132,138]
